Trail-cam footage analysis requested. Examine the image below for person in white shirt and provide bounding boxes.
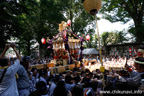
[0,44,21,96]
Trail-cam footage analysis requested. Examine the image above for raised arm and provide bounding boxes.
[0,44,10,58]
[11,43,21,61]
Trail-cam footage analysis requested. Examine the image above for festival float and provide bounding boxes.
[46,20,85,66]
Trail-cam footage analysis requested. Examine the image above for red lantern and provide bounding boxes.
[67,19,71,26]
[86,35,90,41]
[41,38,46,44]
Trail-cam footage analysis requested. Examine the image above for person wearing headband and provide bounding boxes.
[119,57,144,89]
[134,57,144,72]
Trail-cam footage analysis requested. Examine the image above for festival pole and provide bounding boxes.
[95,15,105,89]
[83,0,105,90]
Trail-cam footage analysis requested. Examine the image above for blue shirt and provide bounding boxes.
[0,59,20,96]
[31,76,37,91]
[17,65,30,89]
[65,83,75,92]
[36,76,47,84]
[49,82,56,96]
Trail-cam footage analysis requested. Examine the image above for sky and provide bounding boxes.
[96,14,134,35]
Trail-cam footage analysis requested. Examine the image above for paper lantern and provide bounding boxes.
[67,19,71,26]
[86,35,90,41]
[41,38,46,44]
[83,0,102,15]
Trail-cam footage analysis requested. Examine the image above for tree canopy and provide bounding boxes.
[0,0,23,49]
[101,31,128,46]
[100,0,144,43]
[0,0,96,57]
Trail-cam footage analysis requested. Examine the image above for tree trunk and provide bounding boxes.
[39,42,42,58]
[132,1,144,43]
[134,21,144,43]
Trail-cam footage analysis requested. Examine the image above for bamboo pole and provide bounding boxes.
[95,15,105,89]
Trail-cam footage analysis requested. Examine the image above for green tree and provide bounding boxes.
[0,0,37,55]
[0,0,24,50]
[0,0,98,57]
[16,0,66,57]
[60,0,95,35]
[93,34,98,48]
[101,0,144,43]
[35,0,96,57]
[101,32,109,46]
[13,0,65,57]
[61,0,98,49]
[101,31,128,46]
[16,0,39,56]
[115,31,128,44]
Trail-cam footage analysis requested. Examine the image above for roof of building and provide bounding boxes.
[106,43,140,47]
[83,48,99,55]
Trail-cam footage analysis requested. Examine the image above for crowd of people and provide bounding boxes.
[9,57,53,65]
[1,44,144,96]
[84,56,135,72]
[29,57,53,65]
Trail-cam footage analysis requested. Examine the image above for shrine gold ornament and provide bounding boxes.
[58,21,68,32]
[83,0,102,15]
